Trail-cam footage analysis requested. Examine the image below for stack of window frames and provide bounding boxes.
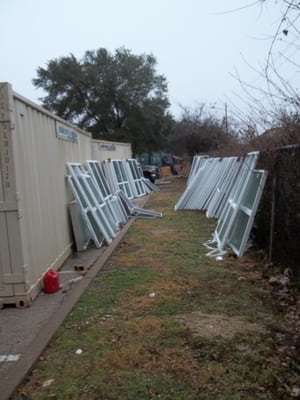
[175,152,267,258]
[210,152,259,256]
[102,160,134,199]
[174,156,210,210]
[125,159,147,197]
[67,159,163,249]
[186,155,209,186]
[206,157,243,219]
[86,160,128,225]
[66,163,120,248]
[92,159,162,218]
[175,156,236,211]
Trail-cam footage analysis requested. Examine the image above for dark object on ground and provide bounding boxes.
[142,164,160,182]
[162,153,178,175]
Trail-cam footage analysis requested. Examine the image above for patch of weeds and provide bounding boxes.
[87,267,156,306]
[155,301,184,316]
[100,370,193,400]
[189,331,296,399]
[159,319,188,347]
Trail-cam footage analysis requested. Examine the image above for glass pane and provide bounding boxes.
[74,176,88,208]
[243,171,261,209]
[118,161,127,180]
[113,161,122,182]
[218,207,234,241]
[103,207,118,233]
[87,210,103,241]
[81,178,95,205]
[131,161,140,179]
[86,176,104,205]
[95,209,111,238]
[124,183,131,198]
[88,162,111,197]
[229,211,249,251]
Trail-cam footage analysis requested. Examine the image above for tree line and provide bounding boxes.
[33,47,239,158]
[33,1,300,159]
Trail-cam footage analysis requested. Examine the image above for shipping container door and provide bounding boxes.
[0,84,26,299]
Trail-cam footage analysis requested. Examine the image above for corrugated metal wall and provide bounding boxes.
[0,83,92,306]
[92,140,132,162]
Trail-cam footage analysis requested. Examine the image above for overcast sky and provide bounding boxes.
[1,1,292,120]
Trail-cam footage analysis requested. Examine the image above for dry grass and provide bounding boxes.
[178,311,266,340]
[13,177,300,400]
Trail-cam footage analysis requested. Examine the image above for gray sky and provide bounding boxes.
[1,1,292,120]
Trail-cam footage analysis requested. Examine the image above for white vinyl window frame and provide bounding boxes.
[187,155,209,186]
[213,152,259,254]
[86,160,111,199]
[227,169,267,256]
[86,160,128,225]
[175,156,210,210]
[206,157,243,219]
[125,159,146,197]
[116,189,162,219]
[176,152,267,259]
[66,173,104,248]
[113,160,134,199]
[102,160,120,195]
[102,160,134,199]
[67,163,118,245]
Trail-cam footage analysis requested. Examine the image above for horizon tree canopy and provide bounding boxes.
[33,47,174,154]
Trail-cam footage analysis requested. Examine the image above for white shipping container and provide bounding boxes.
[92,139,132,162]
[0,83,92,307]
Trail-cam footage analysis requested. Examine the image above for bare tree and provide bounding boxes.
[227,1,300,136]
[168,104,238,158]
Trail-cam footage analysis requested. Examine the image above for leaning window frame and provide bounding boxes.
[86,160,128,225]
[67,163,118,245]
[227,169,268,257]
[214,152,259,253]
[125,159,146,197]
[103,159,134,199]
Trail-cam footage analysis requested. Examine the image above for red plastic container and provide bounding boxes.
[43,269,60,293]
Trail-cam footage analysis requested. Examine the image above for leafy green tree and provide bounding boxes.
[33,48,173,154]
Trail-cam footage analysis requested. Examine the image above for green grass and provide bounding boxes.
[14,178,299,400]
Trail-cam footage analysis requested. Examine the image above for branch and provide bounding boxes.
[211,0,263,15]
